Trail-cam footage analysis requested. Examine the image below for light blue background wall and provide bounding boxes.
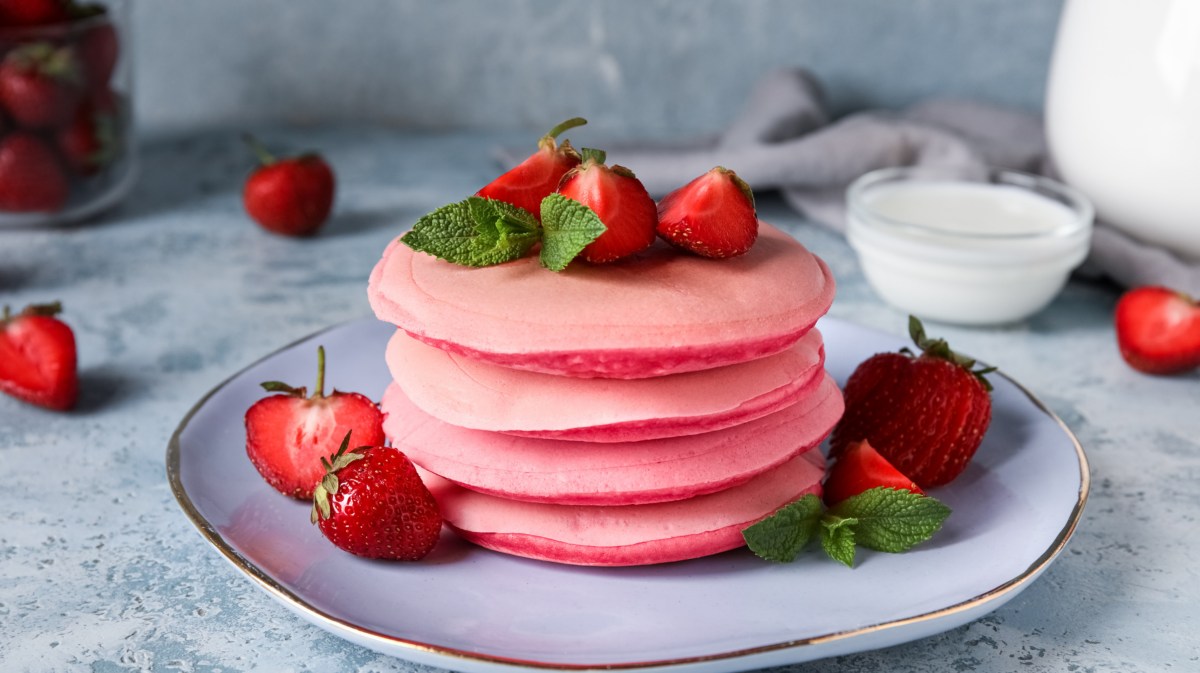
[130,0,1065,136]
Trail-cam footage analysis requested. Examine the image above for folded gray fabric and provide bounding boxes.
[516,68,1200,294]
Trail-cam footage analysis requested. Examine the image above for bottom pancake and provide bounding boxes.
[419,450,825,566]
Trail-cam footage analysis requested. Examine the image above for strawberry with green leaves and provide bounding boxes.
[555,148,658,264]
[0,302,77,411]
[656,166,759,259]
[242,135,336,237]
[830,316,994,488]
[0,42,82,129]
[476,117,586,220]
[244,346,384,499]
[311,433,442,561]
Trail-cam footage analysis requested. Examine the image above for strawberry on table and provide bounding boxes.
[830,316,994,489]
[1114,286,1200,375]
[245,346,385,499]
[242,135,336,236]
[823,439,923,505]
[0,301,77,411]
[476,117,586,220]
[0,42,81,129]
[656,166,759,259]
[552,148,658,264]
[311,433,442,561]
[0,132,68,212]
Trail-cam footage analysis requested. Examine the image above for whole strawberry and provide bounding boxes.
[476,117,585,219]
[0,132,68,212]
[656,166,759,258]
[1114,286,1200,375]
[0,301,77,410]
[0,42,81,129]
[75,14,118,91]
[0,0,71,27]
[56,97,117,175]
[556,148,658,263]
[311,433,442,561]
[830,316,994,488]
[242,135,335,236]
[245,346,385,499]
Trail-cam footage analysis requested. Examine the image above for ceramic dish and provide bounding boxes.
[167,316,1088,673]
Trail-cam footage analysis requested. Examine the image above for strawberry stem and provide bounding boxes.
[545,117,587,141]
[242,134,276,166]
[580,147,607,165]
[314,345,326,399]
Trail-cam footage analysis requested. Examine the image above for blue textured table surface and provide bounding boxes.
[1,128,1196,673]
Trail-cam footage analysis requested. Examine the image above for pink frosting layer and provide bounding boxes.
[368,222,836,379]
[386,327,826,443]
[383,373,842,505]
[419,450,826,566]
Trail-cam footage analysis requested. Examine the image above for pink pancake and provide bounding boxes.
[383,373,842,505]
[386,328,826,443]
[419,450,825,566]
[368,222,835,379]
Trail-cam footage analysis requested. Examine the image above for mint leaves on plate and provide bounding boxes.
[401,195,606,272]
[743,487,951,568]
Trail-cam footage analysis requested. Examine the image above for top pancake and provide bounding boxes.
[368,222,835,379]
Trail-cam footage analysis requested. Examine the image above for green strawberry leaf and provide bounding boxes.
[539,193,607,272]
[402,197,540,267]
[742,494,823,562]
[828,487,951,553]
[820,514,859,568]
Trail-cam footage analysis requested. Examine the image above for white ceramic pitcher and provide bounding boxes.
[1046,0,1200,260]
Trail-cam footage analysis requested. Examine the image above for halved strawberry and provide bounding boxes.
[830,316,994,488]
[311,433,442,561]
[1114,286,1200,375]
[823,439,923,505]
[557,148,658,263]
[244,346,385,499]
[0,301,77,411]
[476,117,586,219]
[657,166,759,258]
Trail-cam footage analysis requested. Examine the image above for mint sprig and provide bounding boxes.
[538,193,607,271]
[401,196,541,268]
[400,195,605,272]
[742,488,951,568]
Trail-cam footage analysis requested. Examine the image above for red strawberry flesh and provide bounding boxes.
[657,166,758,259]
[1115,286,1200,375]
[823,439,923,505]
[475,117,585,219]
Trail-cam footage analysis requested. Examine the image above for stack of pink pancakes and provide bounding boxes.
[367,223,842,566]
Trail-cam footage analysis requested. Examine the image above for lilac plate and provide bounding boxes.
[167,316,1088,673]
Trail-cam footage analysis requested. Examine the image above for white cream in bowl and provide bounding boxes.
[846,167,1094,325]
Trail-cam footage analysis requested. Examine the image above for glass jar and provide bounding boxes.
[0,0,134,227]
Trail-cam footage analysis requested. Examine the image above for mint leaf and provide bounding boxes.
[401,197,540,267]
[829,487,951,553]
[539,193,606,272]
[742,494,823,563]
[820,515,859,568]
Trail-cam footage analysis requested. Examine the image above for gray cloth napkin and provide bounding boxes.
[524,68,1200,293]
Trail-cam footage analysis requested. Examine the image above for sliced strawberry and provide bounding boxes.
[1114,286,1200,375]
[312,434,442,561]
[0,132,68,212]
[830,316,994,488]
[476,117,585,219]
[557,148,658,263]
[244,346,385,499]
[823,439,923,505]
[0,302,77,411]
[0,42,82,129]
[656,166,759,258]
